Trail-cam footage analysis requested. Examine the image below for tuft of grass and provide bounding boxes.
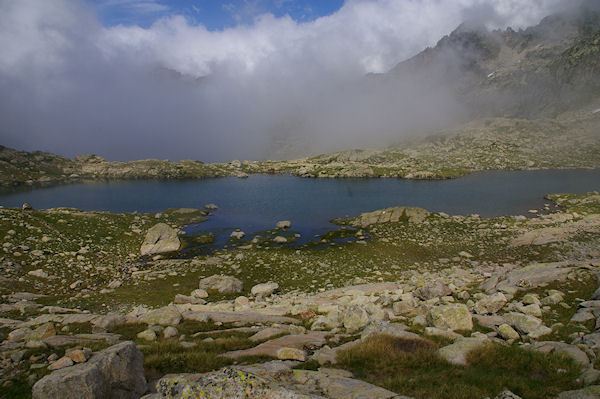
[0,377,31,399]
[336,334,582,399]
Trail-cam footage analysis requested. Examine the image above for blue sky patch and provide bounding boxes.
[89,0,346,29]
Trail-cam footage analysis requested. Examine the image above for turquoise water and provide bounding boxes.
[0,170,599,242]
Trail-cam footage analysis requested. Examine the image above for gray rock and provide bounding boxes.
[361,321,421,341]
[92,313,127,331]
[137,329,157,341]
[438,337,489,365]
[503,312,551,338]
[427,304,473,331]
[173,294,206,305]
[494,391,523,399]
[531,341,589,366]
[48,356,73,370]
[343,305,370,333]
[230,231,245,240]
[415,281,452,300]
[199,275,243,294]
[273,236,288,244]
[140,223,181,256]
[276,220,291,229]
[251,282,279,297]
[139,305,182,326]
[474,292,507,315]
[153,368,314,398]
[163,326,178,339]
[32,341,146,399]
[558,385,600,399]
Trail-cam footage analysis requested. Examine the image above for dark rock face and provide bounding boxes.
[32,341,146,399]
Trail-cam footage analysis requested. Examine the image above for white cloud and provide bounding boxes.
[0,0,571,161]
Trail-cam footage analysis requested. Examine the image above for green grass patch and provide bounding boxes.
[336,334,582,399]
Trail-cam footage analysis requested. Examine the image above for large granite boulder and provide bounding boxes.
[199,275,243,294]
[140,223,180,256]
[32,341,146,399]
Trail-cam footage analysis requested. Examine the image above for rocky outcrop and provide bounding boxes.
[140,223,181,256]
[144,363,408,399]
[32,341,146,399]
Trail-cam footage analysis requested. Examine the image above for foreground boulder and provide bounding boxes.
[199,275,243,294]
[32,341,146,399]
[140,223,181,256]
[148,367,311,398]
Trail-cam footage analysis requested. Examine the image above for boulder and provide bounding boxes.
[32,341,146,399]
[474,293,507,315]
[276,347,306,361]
[343,305,370,333]
[438,337,489,365]
[427,304,473,331]
[190,289,209,299]
[65,347,92,363]
[137,329,157,341]
[140,223,180,256]
[251,282,279,297]
[311,312,342,331]
[276,220,291,229]
[163,326,178,339]
[173,294,206,305]
[199,275,243,294]
[92,313,127,331]
[152,368,315,398]
[139,305,182,326]
[416,281,452,300]
[497,324,520,341]
[531,341,589,366]
[503,312,551,338]
[558,386,600,399]
[48,356,74,371]
[230,231,245,240]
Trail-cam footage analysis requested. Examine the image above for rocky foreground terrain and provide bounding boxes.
[0,191,599,398]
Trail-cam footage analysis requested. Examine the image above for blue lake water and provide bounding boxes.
[0,170,599,244]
